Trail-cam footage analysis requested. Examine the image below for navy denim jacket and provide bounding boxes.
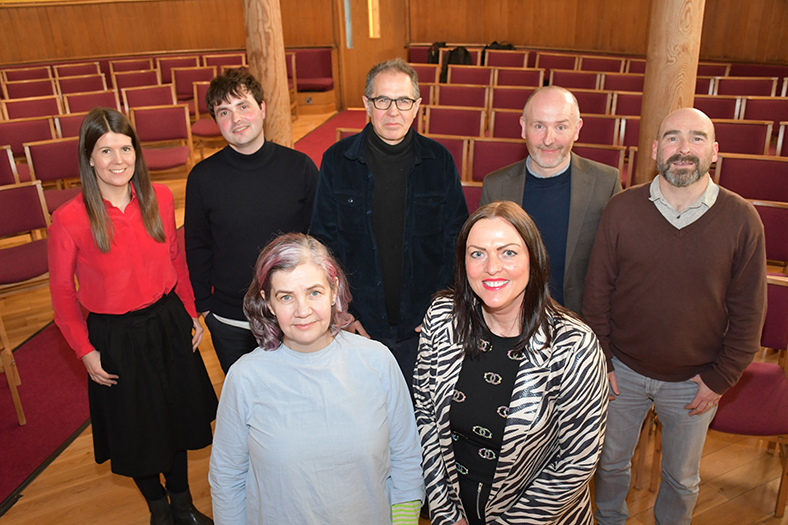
[311,124,469,341]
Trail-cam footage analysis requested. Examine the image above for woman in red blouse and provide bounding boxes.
[48,107,217,525]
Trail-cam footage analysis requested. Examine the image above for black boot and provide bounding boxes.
[147,495,174,525]
[168,489,213,525]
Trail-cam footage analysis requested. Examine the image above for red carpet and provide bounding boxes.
[0,323,89,515]
[295,108,368,167]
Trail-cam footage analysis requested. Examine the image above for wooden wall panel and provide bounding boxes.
[281,0,335,47]
[700,0,788,63]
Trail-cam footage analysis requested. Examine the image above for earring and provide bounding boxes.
[331,301,336,306]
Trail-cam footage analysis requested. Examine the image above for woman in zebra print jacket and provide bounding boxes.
[414,201,608,525]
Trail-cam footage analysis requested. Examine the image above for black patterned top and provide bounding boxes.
[449,332,523,485]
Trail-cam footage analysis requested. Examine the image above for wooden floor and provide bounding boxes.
[2,111,788,524]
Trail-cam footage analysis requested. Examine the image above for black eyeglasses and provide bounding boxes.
[368,96,417,111]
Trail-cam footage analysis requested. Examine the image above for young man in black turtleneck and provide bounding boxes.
[311,58,469,387]
[185,68,319,374]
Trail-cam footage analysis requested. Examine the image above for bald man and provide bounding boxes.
[583,108,767,525]
[480,86,621,315]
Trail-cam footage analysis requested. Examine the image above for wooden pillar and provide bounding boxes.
[633,0,706,186]
[243,0,293,148]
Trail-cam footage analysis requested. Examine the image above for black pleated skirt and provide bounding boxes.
[86,291,218,477]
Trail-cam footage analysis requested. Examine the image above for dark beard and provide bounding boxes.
[657,153,705,188]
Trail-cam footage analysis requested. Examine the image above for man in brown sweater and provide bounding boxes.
[583,108,766,525]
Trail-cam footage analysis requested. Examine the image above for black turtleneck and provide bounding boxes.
[365,128,414,324]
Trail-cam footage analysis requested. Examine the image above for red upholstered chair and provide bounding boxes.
[577,114,621,146]
[600,73,644,92]
[294,48,335,92]
[694,76,715,95]
[63,90,121,114]
[467,137,528,182]
[619,116,640,149]
[192,82,225,159]
[572,143,626,176]
[435,85,488,108]
[573,89,612,114]
[0,115,57,162]
[489,109,523,139]
[535,52,579,78]
[203,53,246,68]
[418,83,436,105]
[156,56,200,85]
[24,137,81,212]
[0,180,52,426]
[780,121,788,157]
[611,91,642,116]
[493,67,544,88]
[53,62,101,78]
[578,56,626,73]
[335,128,363,142]
[626,58,646,74]
[112,70,161,92]
[741,97,788,138]
[712,119,772,155]
[121,84,176,111]
[129,104,194,177]
[0,95,63,120]
[693,95,741,119]
[698,62,731,77]
[410,64,440,84]
[423,106,486,137]
[1,66,51,82]
[56,74,107,95]
[54,112,88,139]
[438,47,483,67]
[285,52,298,119]
[549,70,600,90]
[2,78,58,99]
[447,65,493,86]
[752,201,788,267]
[423,134,468,179]
[109,58,155,76]
[0,146,20,186]
[485,50,529,68]
[462,183,483,214]
[763,276,788,361]
[489,86,536,111]
[708,360,788,517]
[715,76,779,97]
[172,66,217,105]
[714,153,788,202]
[408,45,430,64]
[729,63,788,81]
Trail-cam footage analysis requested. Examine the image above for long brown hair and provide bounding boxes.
[78,107,164,253]
[447,201,574,358]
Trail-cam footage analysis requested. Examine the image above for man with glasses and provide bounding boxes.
[311,58,468,386]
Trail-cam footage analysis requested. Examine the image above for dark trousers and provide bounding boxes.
[376,326,420,395]
[204,313,258,374]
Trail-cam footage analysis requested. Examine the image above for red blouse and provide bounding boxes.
[48,184,198,359]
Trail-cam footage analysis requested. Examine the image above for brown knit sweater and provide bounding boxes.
[582,183,766,394]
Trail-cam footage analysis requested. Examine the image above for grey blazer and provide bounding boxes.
[480,152,621,315]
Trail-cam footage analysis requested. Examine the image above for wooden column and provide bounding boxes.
[244,0,293,148]
[633,0,706,185]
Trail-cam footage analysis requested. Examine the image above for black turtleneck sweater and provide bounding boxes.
[184,140,319,320]
[365,128,414,324]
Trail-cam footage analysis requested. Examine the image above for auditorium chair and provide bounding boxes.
[407,45,430,64]
[780,122,788,157]
[0,146,20,185]
[121,84,177,112]
[129,104,194,177]
[697,62,731,77]
[578,55,626,73]
[203,53,246,68]
[714,153,788,202]
[534,52,579,78]
[422,106,486,137]
[112,69,161,92]
[0,115,57,167]
[1,65,52,82]
[53,62,101,78]
[712,119,772,155]
[1,78,58,99]
[285,52,298,119]
[751,200,788,267]
[626,58,646,74]
[695,76,715,95]
[715,76,779,97]
[446,65,494,86]
[0,180,52,426]
[418,83,436,105]
[467,137,528,182]
[485,50,529,68]
[572,89,612,114]
[493,67,545,88]
[24,137,82,212]
[571,143,626,176]
[54,112,88,139]
[293,48,335,92]
[729,63,788,82]
[410,64,440,84]
[694,95,741,119]
[489,86,537,111]
[462,183,483,214]
[435,85,489,108]
[63,90,121,114]
[157,55,200,84]
[172,66,216,104]
[600,73,644,92]
[619,116,639,149]
[335,128,363,142]
[577,114,621,146]
[548,69,600,90]
[488,109,524,139]
[740,97,788,137]
[109,58,155,76]
[191,82,225,159]
[56,74,107,95]
[423,134,468,180]
[438,47,483,67]
[611,91,642,116]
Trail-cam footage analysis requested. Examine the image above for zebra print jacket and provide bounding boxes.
[414,296,608,525]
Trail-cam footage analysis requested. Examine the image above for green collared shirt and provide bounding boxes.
[648,174,719,229]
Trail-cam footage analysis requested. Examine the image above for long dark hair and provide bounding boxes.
[448,201,573,358]
[78,107,164,253]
